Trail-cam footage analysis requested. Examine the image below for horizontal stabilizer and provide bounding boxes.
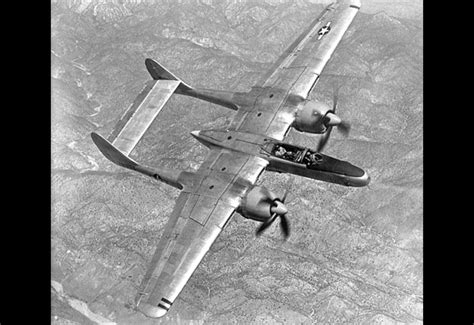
[91,132,186,189]
[108,79,180,156]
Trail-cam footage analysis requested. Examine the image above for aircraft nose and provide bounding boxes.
[360,171,371,187]
[190,130,200,138]
[346,170,370,187]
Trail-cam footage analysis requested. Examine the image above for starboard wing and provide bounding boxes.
[136,149,268,318]
[229,0,360,141]
[257,0,360,100]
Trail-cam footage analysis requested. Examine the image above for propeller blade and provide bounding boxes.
[317,125,333,152]
[337,120,351,137]
[257,183,293,238]
[260,186,276,205]
[317,85,351,153]
[280,215,290,239]
[256,214,277,236]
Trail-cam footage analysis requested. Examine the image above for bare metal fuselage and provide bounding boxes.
[191,129,370,187]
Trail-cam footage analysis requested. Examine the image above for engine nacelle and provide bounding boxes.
[239,186,280,222]
[293,100,332,134]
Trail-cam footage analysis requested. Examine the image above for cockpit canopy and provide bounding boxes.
[266,142,365,178]
[270,143,323,166]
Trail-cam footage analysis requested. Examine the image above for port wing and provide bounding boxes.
[135,150,268,318]
[107,79,180,156]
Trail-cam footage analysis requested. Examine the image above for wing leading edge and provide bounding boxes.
[136,149,268,318]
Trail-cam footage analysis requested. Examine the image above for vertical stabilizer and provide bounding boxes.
[145,58,193,92]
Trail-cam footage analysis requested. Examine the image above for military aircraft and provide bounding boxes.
[91,0,367,318]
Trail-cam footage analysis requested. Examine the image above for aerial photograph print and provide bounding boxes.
[51,0,423,323]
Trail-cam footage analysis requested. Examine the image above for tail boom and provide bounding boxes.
[91,132,189,190]
[145,58,239,110]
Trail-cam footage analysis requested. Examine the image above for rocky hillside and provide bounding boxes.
[51,1,423,324]
[52,0,422,20]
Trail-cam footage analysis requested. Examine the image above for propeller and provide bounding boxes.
[256,182,292,239]
[317,88,351,152]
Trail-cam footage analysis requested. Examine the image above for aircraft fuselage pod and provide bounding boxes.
[191,129,369,187]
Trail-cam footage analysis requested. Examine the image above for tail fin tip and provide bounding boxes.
[145,58,177,81]
[145,58,192,91]
[90,132,138,169]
